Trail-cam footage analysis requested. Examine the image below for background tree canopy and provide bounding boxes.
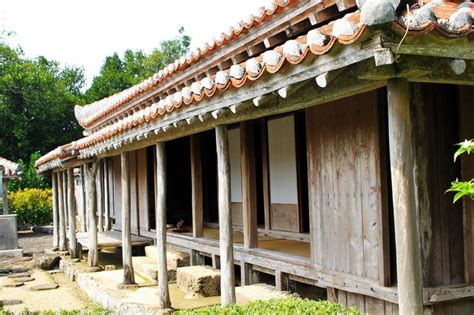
[0,28,190,189]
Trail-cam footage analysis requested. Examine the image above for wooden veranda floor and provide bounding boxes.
[76,231,152,249]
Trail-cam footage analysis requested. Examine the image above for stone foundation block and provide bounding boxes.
[176,265,220,297]
[144,246,190,270]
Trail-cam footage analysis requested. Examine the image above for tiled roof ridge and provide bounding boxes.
[0,156,21,177]
[36,1,474,170]
[74,0,298,129]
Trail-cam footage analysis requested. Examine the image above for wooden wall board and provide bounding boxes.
[270,203,299,233]
[137,148,149,232]
[306,89,387,282]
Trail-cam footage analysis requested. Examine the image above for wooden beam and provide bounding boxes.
[261,120,271,231]
[62,171,69,232]
[80,166,87,232]
[190,250,205,266]
[86,161,99,267]
[52,173,59,249]
[156,142,172,309]
[240,262,253,286]
[103,160,111,231]
[121,152,136,285]
[216,125,236,306]
[67,168,79,259]
[240,122,258,249]
[275,270,289,291]
[190,134,204,238]
[387,79,423,314]
[58,172,67,252]
[97,162,104,232]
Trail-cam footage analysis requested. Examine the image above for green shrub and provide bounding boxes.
[8,188,52,226]
[0,305,112,315]
[174,297,359,315]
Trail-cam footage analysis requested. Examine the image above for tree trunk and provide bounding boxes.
[58,172,67,251]
[121,152,135,285]
[215,125,236,306]
[67,168,78,259]
[156,142,171,308]
[86,162,99,267]
[387,79,423,314]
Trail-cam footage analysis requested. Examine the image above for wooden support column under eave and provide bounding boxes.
[52,172,59,249]
[86,161,99,267]
[80,165,87,232]
[121,152,136,285]
[58,172,67,252]
[216,125,236,306]
[62,171,69,230]
[156,142,172,309]
[67,168,78,259]
[387,79,423,314]
[97,163,104,232]
[103,159,111,231]
[190,134,204,238]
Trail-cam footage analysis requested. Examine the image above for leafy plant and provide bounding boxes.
[8,151,49,192]
[448,139,474,203]
[0,305,112,315]
[174,297,359,315]
[8,188,52,226]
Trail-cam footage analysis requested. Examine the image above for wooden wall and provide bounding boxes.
[306,89,390,284]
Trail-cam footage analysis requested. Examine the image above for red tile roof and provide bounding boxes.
[0,157,21,178]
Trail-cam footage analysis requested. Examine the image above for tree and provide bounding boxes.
[85,27,191,103]
[0,43,85,163]
[447,139,474,202]
[8,151,49,191]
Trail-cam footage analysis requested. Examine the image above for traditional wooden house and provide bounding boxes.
[35,0,474,313]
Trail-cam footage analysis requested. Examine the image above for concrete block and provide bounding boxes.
[0,248,23,257]
[145,246,190,269]
[0,215,19,250]
[176,265,220,297]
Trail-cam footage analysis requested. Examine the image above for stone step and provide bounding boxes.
[132,256,176,282]
[236,283,290,304]
[176,265,221,297]
[144,246,190,269]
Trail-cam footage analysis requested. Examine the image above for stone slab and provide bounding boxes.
[7,272,30,278]
[176,266,220,297]
[0,215,19,250]
[30,283,59,291]
[3,281,24,287]
[14,276,34,282]
[0,248,23,257]
[132,256,176,282]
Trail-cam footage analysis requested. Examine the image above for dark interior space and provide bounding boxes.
[295,111,309,233]
[146,145,156,230]
[166,137,192,227]
[201,129,218,224]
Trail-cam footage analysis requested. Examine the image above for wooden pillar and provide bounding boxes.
[52,172,59,249]
[62,171,69,229]
[459,86,474,284]
[156,143,171,308]
[80,166,87,232]
[86,162,99,267]
[121,152,135,285]
[67,168,79,258]
[275,270,289,291]
[387,79,423,314]
[58,172,67,251]
[1,176,8,215]
[215,125,236,306]
[104,160,111,231]
[97,163,104,232]
[261,121,271,231]
[240,262,253,286]
[240,122,258,249]
[190,134,204,238]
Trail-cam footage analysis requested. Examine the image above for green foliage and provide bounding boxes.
[0,42,85,163]
[8,188,52,226]
[174,297,359,315]
[85,27,190,103]
[8,151,49,191]
[448,139,474,203]
[0,305,112,315]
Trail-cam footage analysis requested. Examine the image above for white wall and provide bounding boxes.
[228,128,242,203]
[267,116,298,205]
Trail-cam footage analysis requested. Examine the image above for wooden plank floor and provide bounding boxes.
[171,228,311,258]
[76,231,152,249]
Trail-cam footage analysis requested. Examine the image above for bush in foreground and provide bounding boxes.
[8,188,52,226]
[0,305,111,315]
[175,297,359,315]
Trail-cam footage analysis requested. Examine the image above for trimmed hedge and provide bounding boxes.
[175,297,359,315]
[8,188,52,226]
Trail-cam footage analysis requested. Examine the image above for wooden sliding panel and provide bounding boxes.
[267,115,299,232]
[228,127,243,226]
[137,148,149,233]
[306,89,390,285]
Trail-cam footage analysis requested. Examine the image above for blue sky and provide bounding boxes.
[1,0,267,86]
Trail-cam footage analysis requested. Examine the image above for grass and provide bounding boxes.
[174,296,360,315]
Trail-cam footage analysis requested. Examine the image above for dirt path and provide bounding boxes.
[0,231,93,313]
